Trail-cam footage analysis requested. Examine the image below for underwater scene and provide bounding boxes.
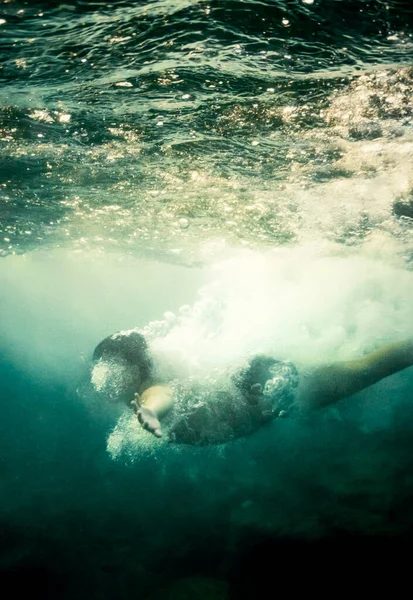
[1,0,413,597]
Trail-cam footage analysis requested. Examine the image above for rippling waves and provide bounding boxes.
[1,0,413,262]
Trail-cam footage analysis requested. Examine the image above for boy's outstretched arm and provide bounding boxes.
[304,339,413,409]
[131,385,174,438]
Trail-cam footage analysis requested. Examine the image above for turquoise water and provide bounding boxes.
[1,1,413,598]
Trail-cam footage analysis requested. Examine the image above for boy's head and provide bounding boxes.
[92,331,154,401]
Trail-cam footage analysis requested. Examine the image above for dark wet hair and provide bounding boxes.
[93,331,154,384]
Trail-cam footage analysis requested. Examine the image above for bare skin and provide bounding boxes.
[304,339,413,408]
[132,339,413,439]
[131,385,173,438]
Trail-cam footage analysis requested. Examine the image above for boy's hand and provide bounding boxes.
[131,398,162,438]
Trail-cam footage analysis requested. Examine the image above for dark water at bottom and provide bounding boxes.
[3,365,413,600]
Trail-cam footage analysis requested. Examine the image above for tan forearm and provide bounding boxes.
[307,339,413,408]
[138,385,174,417]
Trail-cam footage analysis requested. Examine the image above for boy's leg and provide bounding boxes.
[306,339,413,408]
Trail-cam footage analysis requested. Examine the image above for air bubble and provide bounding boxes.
[178,218,189,229]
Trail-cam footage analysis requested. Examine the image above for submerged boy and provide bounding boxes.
[92,331,413,445]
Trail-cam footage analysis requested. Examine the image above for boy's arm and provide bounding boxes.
[131,385,174,438]
[304,339,413,409]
